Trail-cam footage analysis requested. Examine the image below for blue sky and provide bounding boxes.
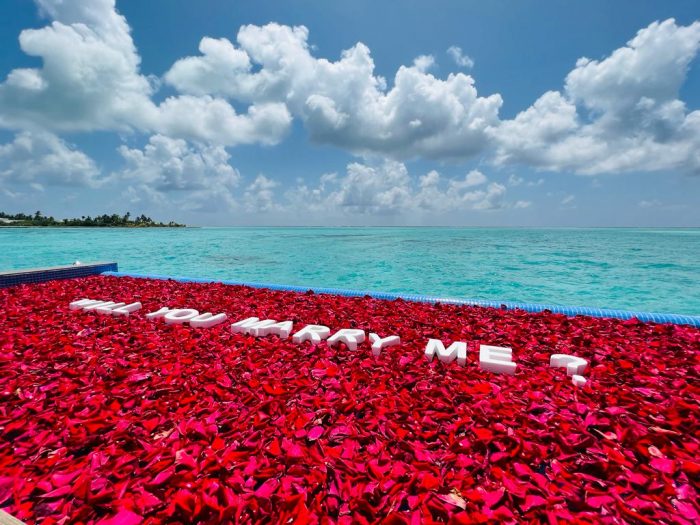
[0,0,699,226]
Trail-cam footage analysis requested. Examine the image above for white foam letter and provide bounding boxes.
[265,321,294,339]
[292,325,331,344]
[190,312,228,328]
[572,375,587,387]
[146,307,172,319]
[95,302,126,314]
[82,301,119,312]
[249,320,279,336]
[164,308,199,325]
[111,302,142,316]
[424,339,467,366]
[327,329,366,351]
[369,333,401,356]
[549,354,588,376]
[231,317,260,333]
[479,345,516,375]
[231,317,283,336]
[70,299,101,310]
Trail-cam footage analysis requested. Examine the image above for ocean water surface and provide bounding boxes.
[1,227,698,315]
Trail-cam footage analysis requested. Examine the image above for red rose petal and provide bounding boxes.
[307,426,324,441]
[522,494,547,512]
[587,495,615,508]
[650,457,676,475]
[0,275,697,523]
[98,509,143,525]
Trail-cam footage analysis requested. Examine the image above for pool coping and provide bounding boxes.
[0,262,118,288]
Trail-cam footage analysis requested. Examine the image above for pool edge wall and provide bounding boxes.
[0,262,118,288]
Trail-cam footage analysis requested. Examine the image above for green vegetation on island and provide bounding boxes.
[0,211,185,227]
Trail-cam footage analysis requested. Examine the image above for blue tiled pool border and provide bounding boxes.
[0,262,118,288]
[101,271,700,328]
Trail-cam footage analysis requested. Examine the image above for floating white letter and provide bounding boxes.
[479,345,516,375]
[369,333,401,356]
[95,302,126,314]
[190,312,228,328]
[111,302,142,316]
[549,354,588,376]
[71,299,142,316]
[82,301,119,312]
[164,308,199,325]
[231,317,260,333]
[264,320,294,339]
[70,299,102,310]
[327,329,366,351]
[146,307,172,319]
[292,325,331,344]
[424,339,467,366]
[231,317,282,335]
[572,375,587,387]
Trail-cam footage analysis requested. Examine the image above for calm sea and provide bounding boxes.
[2,227,698,315]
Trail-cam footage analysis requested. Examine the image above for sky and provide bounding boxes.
[0,0,699,226]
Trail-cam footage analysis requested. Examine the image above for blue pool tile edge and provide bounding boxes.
[102,271,700,328]
[0,262,118,288]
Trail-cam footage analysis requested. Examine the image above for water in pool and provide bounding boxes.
[2,227,698,315]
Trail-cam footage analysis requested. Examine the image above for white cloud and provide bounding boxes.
[413,55,436,72]
[460,169,488,187]
[639,199,662,208]
[165,18,700,172]
[155,96,291,146]
[0,131,101,187]
[447,46,474,69]
[508,174,523,186]
[287,161,513,214]
[165,23,502,159]
[561,194,576,206]
[637,199,686,211]
[336,162,416,212]
[492,19,700,175]
[243,174,280,212]
[0,0,291,146]
[2,0,699,218]
[117,134,241,211]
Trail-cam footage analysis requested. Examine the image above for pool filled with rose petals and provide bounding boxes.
[1,275,699,524]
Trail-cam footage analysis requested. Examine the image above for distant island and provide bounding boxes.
[0,211,185,227]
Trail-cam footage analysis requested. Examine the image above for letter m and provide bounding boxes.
[231,317,277,336]
[424,338,467,366]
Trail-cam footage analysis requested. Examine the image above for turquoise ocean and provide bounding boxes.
[2,227,698,315]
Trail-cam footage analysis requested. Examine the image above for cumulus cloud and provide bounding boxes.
[117,134,241,211]
[457,169,488,188]
[166,18,700,173]
[413,55,436,72]
[492,19,700,175]
[0,0,291,146]
[0,131,101,187]
[447,46,474,69]
[287,162,513,214]
[243,175,280,212]
[165,23,502,159]
[3,0,700,220]
[114,151,514,217]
